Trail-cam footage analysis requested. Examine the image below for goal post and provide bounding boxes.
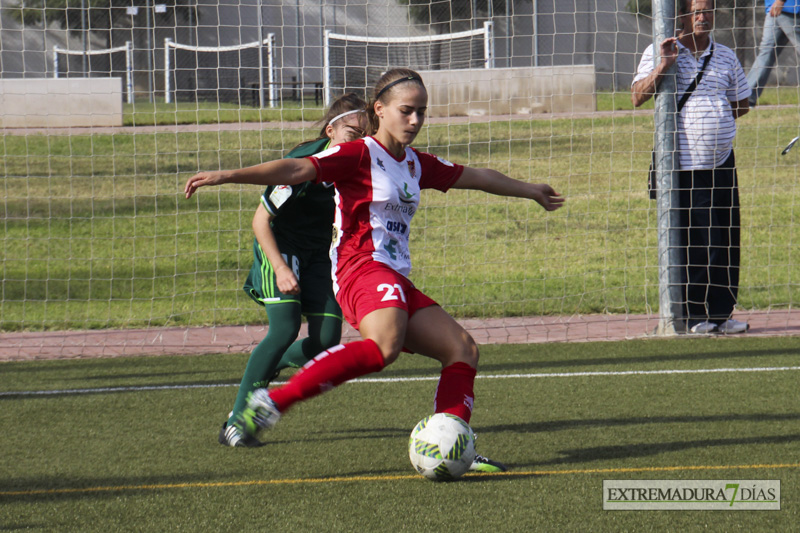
[163,35,277,108]
[52,41,134,104]
[323,21,494,106]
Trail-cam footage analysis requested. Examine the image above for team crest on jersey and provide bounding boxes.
[269,185,292,208]
[407,160,416,179]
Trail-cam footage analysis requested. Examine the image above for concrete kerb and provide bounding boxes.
[2,310,798,362]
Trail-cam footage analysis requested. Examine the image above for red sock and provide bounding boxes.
[269,339,385,412]
[433,362,476,423]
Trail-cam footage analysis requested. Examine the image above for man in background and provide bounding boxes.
[631,0,751,334]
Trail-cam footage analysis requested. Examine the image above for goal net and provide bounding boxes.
[323,22,494,105]
[3,2,800,360]
[164,36,277,107]
[53,42,134,104]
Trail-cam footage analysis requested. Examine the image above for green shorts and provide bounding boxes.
[243,238,342,319]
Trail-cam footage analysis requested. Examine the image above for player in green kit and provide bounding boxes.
[220,93,368,447]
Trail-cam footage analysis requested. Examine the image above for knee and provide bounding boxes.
[306,330,342,355]
[316,326,342,350]
[373,339,402,366]
[459,335,480,368]
[439,331,479,368]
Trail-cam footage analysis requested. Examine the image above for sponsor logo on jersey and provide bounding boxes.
[436,155,455,167]
[377,157,386,170]
[383,239,399,260]
[384,202,415,215]
[386,221,408,235]
[399,182,416,204]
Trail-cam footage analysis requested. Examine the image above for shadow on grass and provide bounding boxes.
[522,432,800,469]
[382,344,800,378]
[477,412,800,436]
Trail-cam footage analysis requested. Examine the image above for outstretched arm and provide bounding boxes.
[184,158,317,199]
[451,167,564,211]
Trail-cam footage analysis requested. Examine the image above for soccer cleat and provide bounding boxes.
[235,388,281,439]
[718,319,750,334]
[689,321,718,334]
[469,454,508,473]
[218,421,263,448]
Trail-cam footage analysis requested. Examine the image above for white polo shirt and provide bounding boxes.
[633,38,751,170]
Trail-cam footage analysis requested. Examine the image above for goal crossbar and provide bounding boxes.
[52,42,134,104]
[164,35,276,107]
[323,21,494,106]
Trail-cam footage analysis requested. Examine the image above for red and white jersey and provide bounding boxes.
[309,136,463,292]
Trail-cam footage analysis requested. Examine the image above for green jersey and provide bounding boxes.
[261,138,335,252]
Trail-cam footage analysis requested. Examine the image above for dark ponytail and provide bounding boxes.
[292,92,367,150]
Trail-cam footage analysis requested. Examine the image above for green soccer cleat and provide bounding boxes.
[469,454,508,473]
[234,388,281,440]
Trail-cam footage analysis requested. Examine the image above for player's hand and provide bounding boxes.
[530,184,564,212]
[184,171,227,199]
[275,266,300,295]
[659,37,678,68]
[770,1,784,17]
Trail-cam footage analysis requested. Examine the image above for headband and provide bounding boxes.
[328,109,365,126]
[375,75,423,101]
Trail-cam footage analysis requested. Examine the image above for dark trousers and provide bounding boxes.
[677,151,740,324]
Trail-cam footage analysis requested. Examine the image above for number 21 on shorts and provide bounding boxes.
[377,283,407,303]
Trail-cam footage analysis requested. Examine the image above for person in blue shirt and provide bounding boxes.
[747,0,800,105]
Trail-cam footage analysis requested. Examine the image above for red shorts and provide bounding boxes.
[336,261,438,330]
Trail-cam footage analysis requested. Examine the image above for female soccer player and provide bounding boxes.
[219,93,368,447]
[187,69,564,469]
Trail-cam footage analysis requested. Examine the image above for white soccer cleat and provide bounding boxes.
[689,321,718,334]
[718,319,750,334]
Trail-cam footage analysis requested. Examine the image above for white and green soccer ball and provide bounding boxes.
[408,413,476,481]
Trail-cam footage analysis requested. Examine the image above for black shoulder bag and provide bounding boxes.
[648,43,714,199]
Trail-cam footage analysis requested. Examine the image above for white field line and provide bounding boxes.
[3,365,800,397]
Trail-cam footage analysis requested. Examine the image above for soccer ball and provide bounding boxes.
[408,413,476,481]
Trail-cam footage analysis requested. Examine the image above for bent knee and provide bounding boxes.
[440,332,479,368]
[460,335,479,368]
[374,341,402,366]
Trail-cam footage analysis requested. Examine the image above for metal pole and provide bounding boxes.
[533,0,538,67]
[257,0,265,108]
[652,0,684,335]
[164,38,172,104]
[146,0,153,103]
[484,21,494,69]
[126,41,134,103]
[323,30,331,106]
[268,34,276,108]
[505,0,511,68]
[80,0,88,75]
[472,0,477,30]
